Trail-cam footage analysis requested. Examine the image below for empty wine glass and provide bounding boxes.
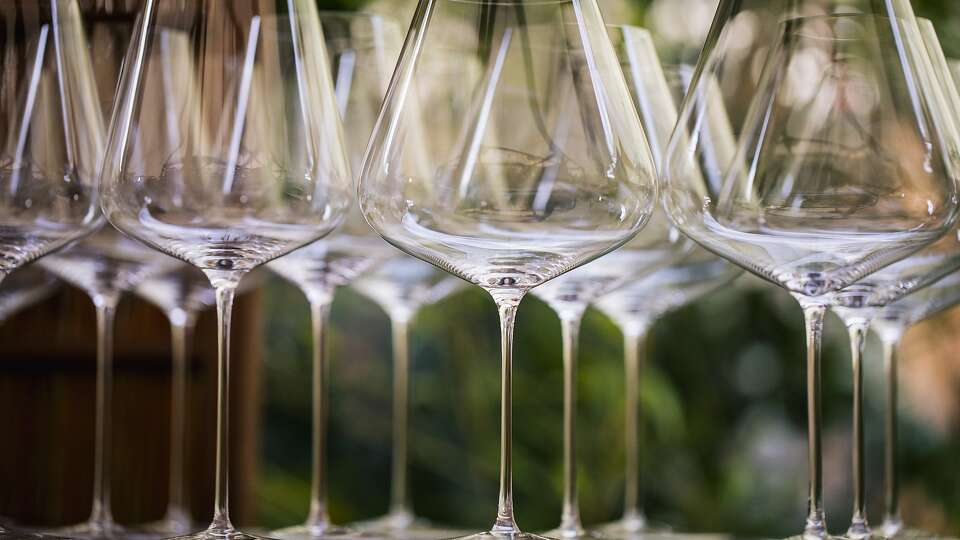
[39,227,177,539]
[359,2,659,540]
[593,252,739,535]
[135,265,216,536]
[100,2,353,540]
[528,25,691,540]
[0,267,59,324]
[871,269,960,540]
[265,11,401,540]
[350,257,467,539]
[664,6,960,539]
[826,17,960,540]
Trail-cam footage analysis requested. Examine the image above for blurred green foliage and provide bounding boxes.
[256,1,960,538]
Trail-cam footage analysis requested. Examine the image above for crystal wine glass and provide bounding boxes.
[359,2,659,540]
[39,227,177,539]
[135,265,217,536]
[871,269,960,540]
[588,55,741,537]
[264,11,401,540]
[100,2,353,540]
[350,256,467,539]
[528,25,692,540]
[664,7,960,539]
[826,16,960,540]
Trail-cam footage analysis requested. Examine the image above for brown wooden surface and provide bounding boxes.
[0,284,264,527]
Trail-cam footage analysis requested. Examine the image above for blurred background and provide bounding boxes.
[2,0,960,539]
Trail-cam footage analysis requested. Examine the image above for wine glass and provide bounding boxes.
[349,256,467,539]
[134,265,216,536]
[359,2,659,540]
[264,11,401,540]
[0,267,59,324]
[38,227,177,539]
[870,269,960,540]
[100,2,353,540]
[825,17,960,540]
[664,6,960,539]
[526,25,691,540]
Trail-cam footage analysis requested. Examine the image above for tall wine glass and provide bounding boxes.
[100,2,353,540]
[528,25,691,540]
[825,17,960,540]
[0,267,59,324]
[359,2,659,540]
[871,270,960,540]
[664,7,960,539]
[39,228,177,540]
[350,256,466,539]
[593,253,739,535]
[265,11,400,540]
[135,265,216,536]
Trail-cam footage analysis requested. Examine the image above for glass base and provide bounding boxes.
[49,519,145,540]
[540,527,603,540]
[881,529,958,540]
[591,517,671,538]
[136,514,200,537]
[353,512,468,540]
[270,523,367,540]
[450,532,555,540]
[167,527,281,540]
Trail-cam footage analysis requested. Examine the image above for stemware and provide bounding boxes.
[825,17,960,540]
[39,227,176,539]
[593,253,739,536]
[359,2,659,540]
[265,11,400,540]
[664,5,960,539]
[350,257,467,539]
[528,25,691,540]
[100,3,353,540]
[135,266,217,536]
[871,270,960,540]
[0,267,59,324]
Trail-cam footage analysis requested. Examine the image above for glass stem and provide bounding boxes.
[491,291,525,535]
[306,298,334,530]
[388,313,414,522]
[882,337,902,536]
[165,311,196,525]
[622,323,649,531]
[846,321,870,539]
[559,312,585,535]
[90,295,119,530]
[210,283,237,533]
[800,301,828,538]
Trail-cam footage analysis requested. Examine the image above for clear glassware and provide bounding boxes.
[359,2,659,540]
[871,270,960,540]
[826,17,960,540]
[0,267,59,324]
[39,227,177,539]
[349,257,467,540]
[528,25,691,540]
[135,265,217,536]
[664,5,960,539]
[264,11,401,540]
[99,2,353,540]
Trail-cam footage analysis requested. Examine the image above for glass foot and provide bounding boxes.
[450,532,556,540]
[136,514,200,537]
[270,523,367,540]
[353,512,468,540]
[167,527,282,540]
[540,527,603,540]
[591,517,671,539]
[881,529,958,540]
[48,519,147,540]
